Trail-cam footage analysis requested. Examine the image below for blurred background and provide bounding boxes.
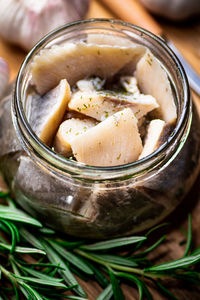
[0,0,199,81]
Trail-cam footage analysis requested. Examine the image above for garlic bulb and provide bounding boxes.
[139,0,200,21]
[0,58,10,99]
[0,0,89,51]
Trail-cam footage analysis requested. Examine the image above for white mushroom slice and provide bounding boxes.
[68,90,117,121]
[54,118,96,156]
[76,77,105,92]
[63,110,94,121]
[135,50,177,124]
[31,43,146,95]
[139,119,168,159]
[29,79,71,145]
[120,76,140,95]
[87,33,136,47]
[68,90,159,121]
[71,108,143,166]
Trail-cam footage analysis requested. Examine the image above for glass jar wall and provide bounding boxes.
[0,19,200,238]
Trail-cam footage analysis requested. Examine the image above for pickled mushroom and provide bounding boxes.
[54,118,96,156]
[31,43,146,95]
[139,119,169,159]
[29,79,71,145]
[135,50,177,124]
[68,89,159,121]
[28,40,177,167]
[70,108,143,166]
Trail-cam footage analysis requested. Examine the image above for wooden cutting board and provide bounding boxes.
[0,1,200,299]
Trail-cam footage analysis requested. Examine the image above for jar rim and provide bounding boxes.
[13,18,191,180]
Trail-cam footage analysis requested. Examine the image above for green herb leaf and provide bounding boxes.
[0,191,9,198]
[19,227,44,250]
[131,222,169,253]
[114,272,143,300]
[156,282,179,300]
[0,242,46,254]
[39,227,56,234]
[80,236,146,251]
[96,284,113,300]
[146,253,200,272]
[19,282,44,300]
[83,260,109,288]
[47,239,94,275]
[0,206,42,227]
[108,269,125,300]
[7,276,19,300]
[132,235,166,258]
[0,221,10,234]
[86,253,138,267]
[64,296,88,300]
[19,265,64,283]
[13,273,67,287]
[0,219,17,253]
[41,239,87,297]
[54,239,85,249]
[183,214,192,257]
[142,283,153,300]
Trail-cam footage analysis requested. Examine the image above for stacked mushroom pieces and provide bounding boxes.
[29,39,177,167]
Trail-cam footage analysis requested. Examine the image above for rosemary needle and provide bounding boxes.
[0,194,199,300]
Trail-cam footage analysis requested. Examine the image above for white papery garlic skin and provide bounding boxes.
[0,58,10,99]
[0,0,89,51]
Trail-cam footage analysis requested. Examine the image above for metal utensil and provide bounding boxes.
[99,0,200,96]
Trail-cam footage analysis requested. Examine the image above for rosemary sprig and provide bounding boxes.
[0,192,199,300]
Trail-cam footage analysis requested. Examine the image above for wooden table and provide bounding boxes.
[0,1,200,299]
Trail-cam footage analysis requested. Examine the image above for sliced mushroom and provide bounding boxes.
[139,119,169,159]
[120,76,140,95]
[87,33,137,47]
[29,79,71,145]
[135,50,177,124]
[68,89,159,121]
[70,108,143,166]
[31,43,146,95]
[54,118,96,156]
[76,77,105,92]
[63,110,94,121]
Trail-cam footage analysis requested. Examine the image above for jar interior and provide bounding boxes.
[14,19,189,180]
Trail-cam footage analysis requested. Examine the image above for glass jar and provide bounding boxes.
[0,19,200,239]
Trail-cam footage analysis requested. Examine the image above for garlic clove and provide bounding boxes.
[70,108,143,166]
[54,118,96,156]
[135,50,177,124]
[0,58,10,99]
[28,79,71,145]
[31,43,146,95]
[0,0,89,51]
